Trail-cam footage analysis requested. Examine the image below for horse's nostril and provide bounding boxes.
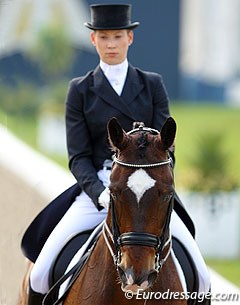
[147,270,158,285]
[117,266,157,289]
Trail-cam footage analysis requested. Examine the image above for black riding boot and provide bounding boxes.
[27,285,45,305]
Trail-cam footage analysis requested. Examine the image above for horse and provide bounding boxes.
[61,117,186,305]
[20,116,187,305]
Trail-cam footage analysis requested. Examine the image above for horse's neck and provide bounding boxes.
[89,234,117,277]
[81,234,124,301]
[82,233,118,284]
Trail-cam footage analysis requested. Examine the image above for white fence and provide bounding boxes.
[0,124,75,201]
[180,191,240,258]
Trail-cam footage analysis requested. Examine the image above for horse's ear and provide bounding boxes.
[160,117,176,150]
[108,117,127,150]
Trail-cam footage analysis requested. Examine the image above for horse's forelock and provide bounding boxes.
[117,131,157,160]
[135,132,149,159]
[136,132,149,148]
[115,131,158,159]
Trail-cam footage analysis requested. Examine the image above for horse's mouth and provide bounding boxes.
[121,280,149,295]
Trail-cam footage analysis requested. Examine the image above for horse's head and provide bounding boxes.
[104,117,176,294]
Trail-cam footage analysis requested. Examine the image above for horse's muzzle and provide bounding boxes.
[117,265,158,294]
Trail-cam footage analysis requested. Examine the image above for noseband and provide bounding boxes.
[103,125,174,272]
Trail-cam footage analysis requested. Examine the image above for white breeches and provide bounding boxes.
[30,169,210,294]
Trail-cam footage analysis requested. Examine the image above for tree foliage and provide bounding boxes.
[188,132,238,192]
[28,22,75,80]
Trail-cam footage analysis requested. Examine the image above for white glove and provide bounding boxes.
[98,187,110,209]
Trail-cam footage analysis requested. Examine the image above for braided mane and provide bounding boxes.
[136,132,149,158]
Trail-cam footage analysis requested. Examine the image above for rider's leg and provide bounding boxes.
[170,211,211,294]
[29,169,110,294]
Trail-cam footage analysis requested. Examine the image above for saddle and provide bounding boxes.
[45,228,199,305]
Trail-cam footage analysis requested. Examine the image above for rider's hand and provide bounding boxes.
[98,187,110,209]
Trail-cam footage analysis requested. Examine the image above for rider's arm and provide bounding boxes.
[65,78,105,210]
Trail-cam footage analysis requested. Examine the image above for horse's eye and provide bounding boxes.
[161,192,173,202]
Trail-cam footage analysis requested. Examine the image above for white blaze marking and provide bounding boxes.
[127,169,156,203]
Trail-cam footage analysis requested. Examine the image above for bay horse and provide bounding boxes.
[20,117,187,305]
[62,117,186,304]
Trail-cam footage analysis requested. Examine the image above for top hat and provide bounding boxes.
[84,4,140,30]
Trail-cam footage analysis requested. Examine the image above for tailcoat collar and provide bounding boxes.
[90,64,144,120]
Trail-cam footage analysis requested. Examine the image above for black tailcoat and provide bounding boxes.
[21,64,195,262]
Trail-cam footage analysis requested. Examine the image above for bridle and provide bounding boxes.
[103,194,174,272]
[103,125,174,273]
